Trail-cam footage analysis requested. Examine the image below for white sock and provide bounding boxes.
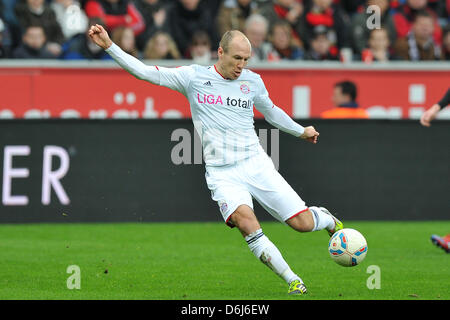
[245,229,301,284]
[309,206,335,232]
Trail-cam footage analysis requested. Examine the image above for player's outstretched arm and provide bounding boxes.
[420,88,450,127]
[88,24,160,84]
[254,76,318,144]
[260,104,319,144]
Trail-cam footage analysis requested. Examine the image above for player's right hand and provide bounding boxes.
[88,24,112,50]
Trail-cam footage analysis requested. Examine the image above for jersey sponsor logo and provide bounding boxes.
[203,81,212,87]
[196,93,252,109]
[197,93,223,105]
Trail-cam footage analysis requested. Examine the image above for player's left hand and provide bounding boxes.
[420,104,440,127]
[300,126,319,144]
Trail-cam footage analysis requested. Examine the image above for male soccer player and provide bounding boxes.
[420,88,450,253]
[88,25,344,295]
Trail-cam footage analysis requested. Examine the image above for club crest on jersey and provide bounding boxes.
[240,82,250,94]
[219,201,228,214]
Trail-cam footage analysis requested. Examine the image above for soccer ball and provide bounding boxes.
[328,228,368,267]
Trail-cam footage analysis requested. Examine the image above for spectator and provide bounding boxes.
[350,0,397,55]
[133,0,171,51]
[299,0,351,50]
[393,0,442,45]
[143,30,181,60]
[304,25,339,60]
[2,0,22,50]
[258,0,304,47]
[320,81,369,119]
[15,0,65,56]
[243,13,274,61]
[393,10,441,61]
[84,0,145,36]
[61,17,112,59]
[0,18,11,58]
[267,20,304,61]
[389,0,402,10]
[426,0,448,19]
[446,0,450,18]
[51,0,88,41]
[216,0,257,37]
[337,0,366,17]
[111,26,138,57]
[186,30,213,64]
[202,0,223,22]
[166,0,219,57]
[12,25,58,58]
[442,26,450,60]
[361,27,400,62]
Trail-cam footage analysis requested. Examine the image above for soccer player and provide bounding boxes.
[88,24,344,295]
[421,88,450,253]
[420,88,450,127]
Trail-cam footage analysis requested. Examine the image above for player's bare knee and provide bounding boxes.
[230,205,260,236]
[232,216,259,235]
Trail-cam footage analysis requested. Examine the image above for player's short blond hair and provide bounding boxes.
[219,30,250,53]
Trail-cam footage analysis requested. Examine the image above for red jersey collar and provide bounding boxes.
[213,64,230,80]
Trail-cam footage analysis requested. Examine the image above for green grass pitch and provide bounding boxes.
[0,221,448,300]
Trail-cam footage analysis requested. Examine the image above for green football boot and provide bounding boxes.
[319,207,344,237]
[288,279,308,295]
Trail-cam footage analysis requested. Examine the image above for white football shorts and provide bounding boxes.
[205,151,308,228]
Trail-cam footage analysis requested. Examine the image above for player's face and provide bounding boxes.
[218,37,251,80]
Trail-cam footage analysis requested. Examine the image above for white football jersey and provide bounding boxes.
[105,43,305,167]
[158,65,277,166]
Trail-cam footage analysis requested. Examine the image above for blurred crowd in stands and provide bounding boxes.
[0,0,449,62]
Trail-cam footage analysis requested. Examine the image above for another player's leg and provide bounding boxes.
[430,234,450,253]
[229,205,307,295]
